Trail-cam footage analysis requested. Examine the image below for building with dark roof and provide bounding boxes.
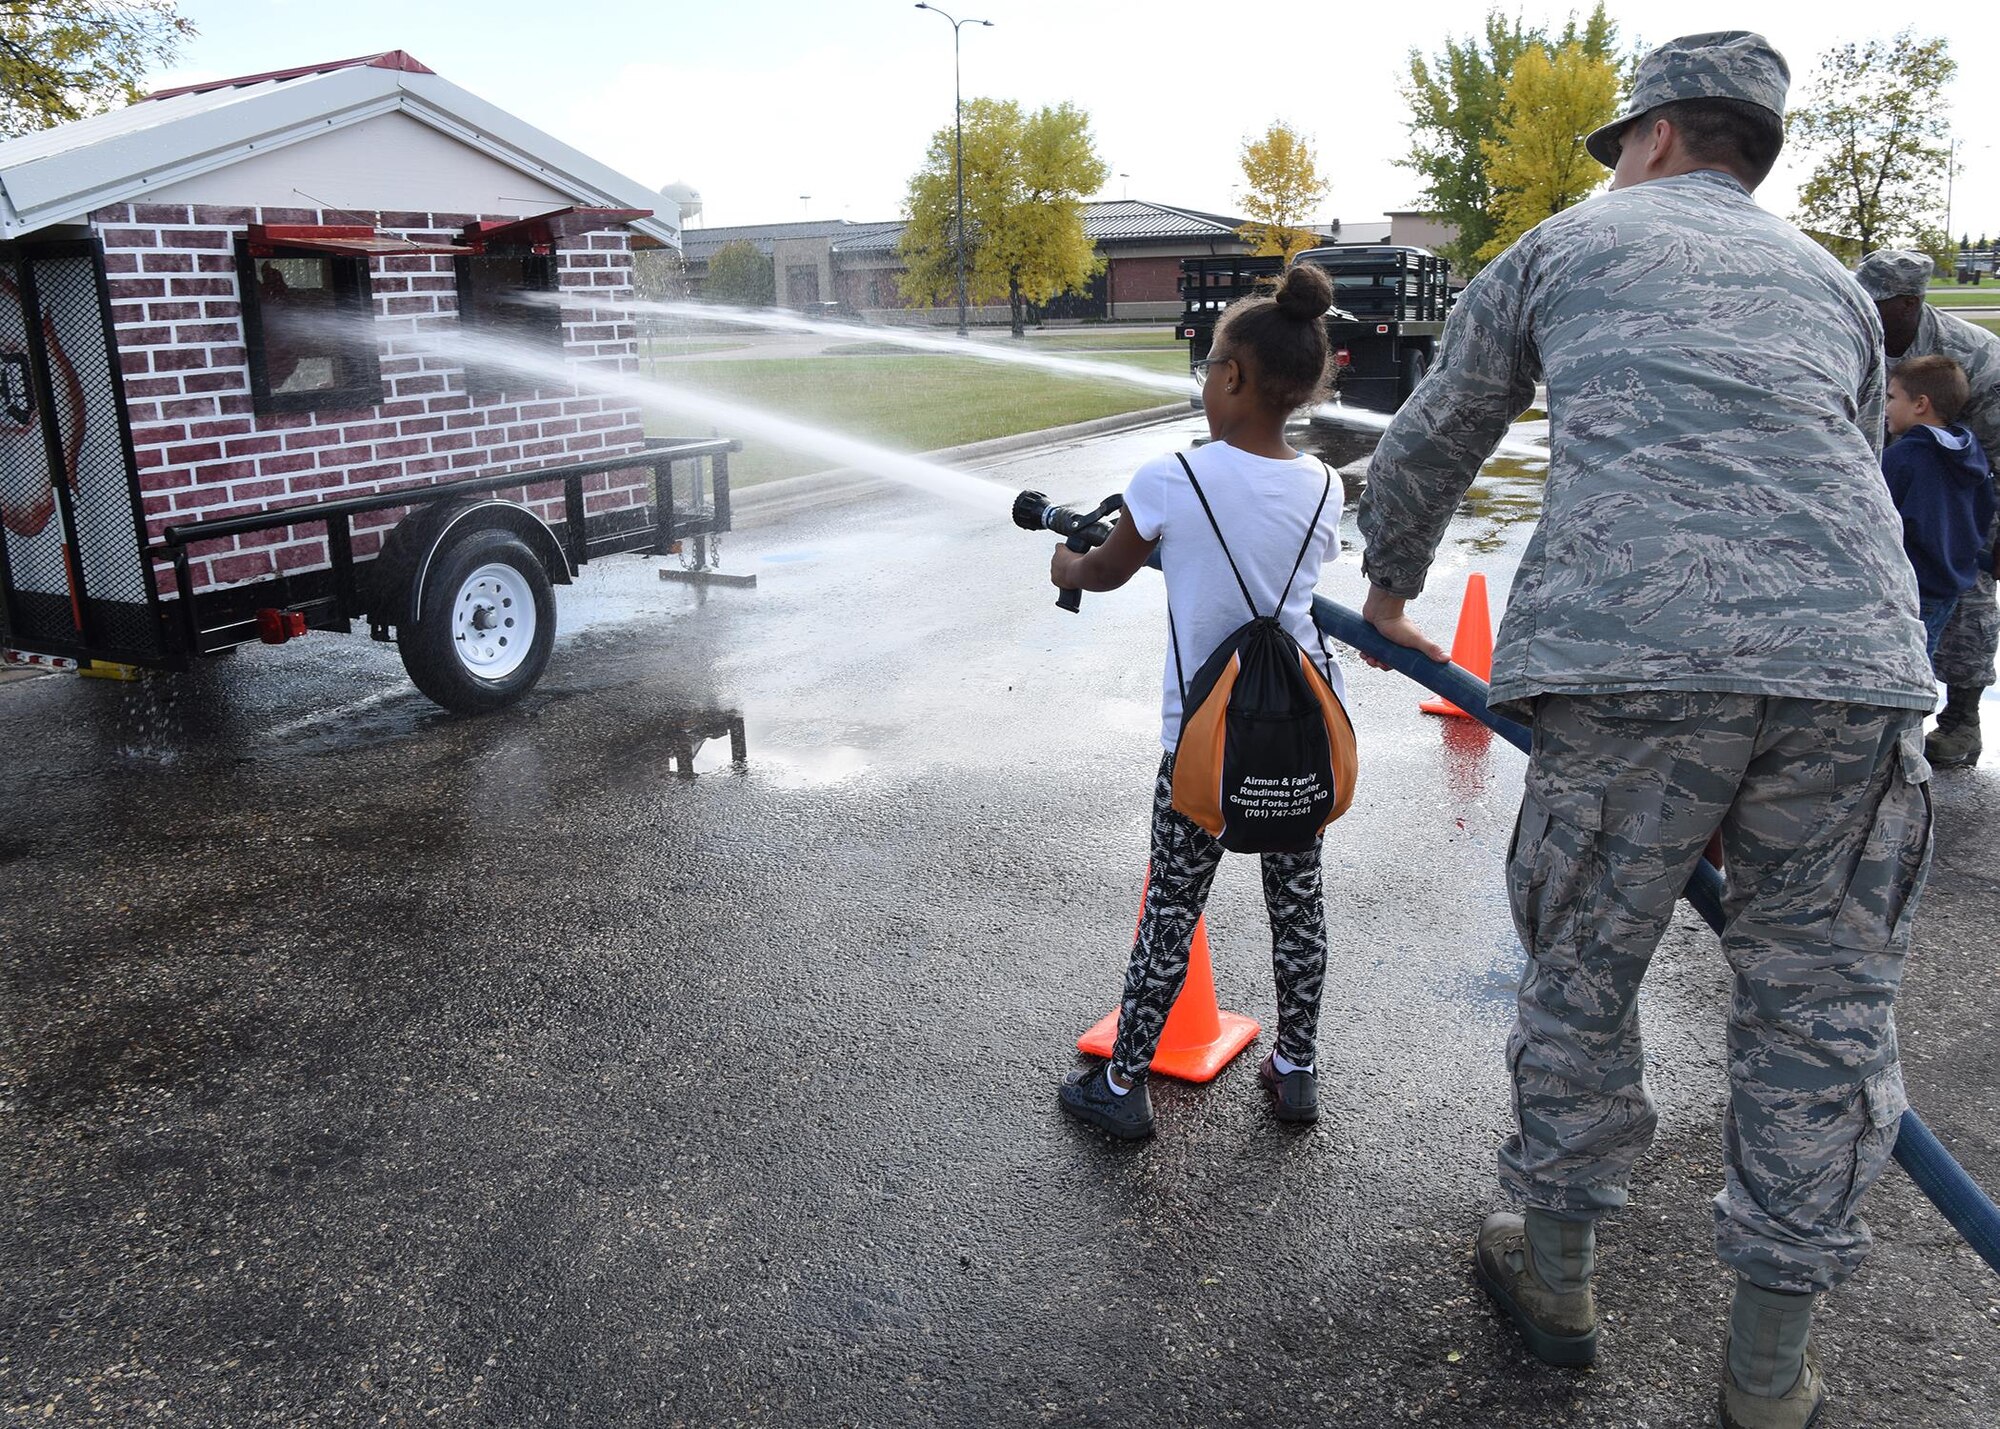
[681,200,1351,323]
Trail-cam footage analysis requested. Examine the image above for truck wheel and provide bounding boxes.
[398,527,556,714]
[1399,348,1432,403]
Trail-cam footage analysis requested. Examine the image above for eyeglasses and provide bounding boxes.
[1192,356,1233,381]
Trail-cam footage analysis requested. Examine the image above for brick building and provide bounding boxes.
[681,201,1343,324]
[0,51,678,662]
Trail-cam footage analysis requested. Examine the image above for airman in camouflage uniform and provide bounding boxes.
[1856,249,2000,767]
[1355,32,1935,1429]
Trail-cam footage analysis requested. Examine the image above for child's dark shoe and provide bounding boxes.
[1059,1066,1154,1140]
[1257,1051,1319,1124]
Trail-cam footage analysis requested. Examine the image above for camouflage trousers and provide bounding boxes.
[1110,752,1327,1080]
[1933,571,1998,688]
[1502,693,1933,1293]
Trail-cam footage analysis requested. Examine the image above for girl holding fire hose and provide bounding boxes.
[1051,264,1418,1140]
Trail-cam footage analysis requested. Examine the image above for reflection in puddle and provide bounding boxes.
[664,711,749,778]
[1436,716,1498,801]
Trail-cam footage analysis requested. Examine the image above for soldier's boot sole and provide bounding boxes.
[1473,1217,1598,1367]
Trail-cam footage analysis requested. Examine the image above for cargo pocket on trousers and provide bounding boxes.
[1837,1062,1910,1222]
[1829,725,1935,952]
[1508,783,1603,958]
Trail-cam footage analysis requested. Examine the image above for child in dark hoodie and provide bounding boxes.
[1883,353,1999,661]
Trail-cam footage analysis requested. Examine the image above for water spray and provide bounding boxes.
[367,320,1016,515]
[538,293,1549,463]
[566,295,1197,401]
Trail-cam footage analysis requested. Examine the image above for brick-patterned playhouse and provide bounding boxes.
[0,51,732,711]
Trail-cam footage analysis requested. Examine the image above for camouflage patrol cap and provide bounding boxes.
[1853,250,1934,301]
[1584,31,1791,168]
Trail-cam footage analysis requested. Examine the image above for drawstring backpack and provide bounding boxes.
[1167,452,1358,853]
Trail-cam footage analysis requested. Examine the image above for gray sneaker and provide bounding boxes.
[1257,1051,1319,1124]
[1473,1211,1598,1367]
[1718,1353,1826,1429]
[1059,1065,1155,1140]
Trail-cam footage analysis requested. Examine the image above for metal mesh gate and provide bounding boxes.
[0,241,162,664]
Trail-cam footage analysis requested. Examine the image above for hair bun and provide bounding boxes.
[1274,263,1334,320]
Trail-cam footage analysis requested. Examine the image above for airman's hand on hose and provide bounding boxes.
[1361,584,1448,669]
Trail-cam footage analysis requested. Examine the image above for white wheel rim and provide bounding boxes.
[451,562,535,680]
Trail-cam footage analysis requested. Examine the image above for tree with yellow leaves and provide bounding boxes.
[900,98,1107,337]
[1,0,193,136]
[1475,41,1621,265]
[1236,122,1329,262]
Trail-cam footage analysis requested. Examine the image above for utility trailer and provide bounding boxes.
[0,50,737,713]
[1178,245,1453,416]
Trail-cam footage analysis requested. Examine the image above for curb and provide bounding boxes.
[730,402,1192,523]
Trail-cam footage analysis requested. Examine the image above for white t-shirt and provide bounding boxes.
[1123,441,1346,751]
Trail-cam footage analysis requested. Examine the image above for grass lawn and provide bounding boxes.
[638,339,746,359]
[646,354,1186,485]
[1923,284,2000,307]
[1971,318,2000,337]
[1005,328,1185,350]
[823,343,1187,375]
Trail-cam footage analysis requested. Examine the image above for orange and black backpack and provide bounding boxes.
[1167,453,1357,854]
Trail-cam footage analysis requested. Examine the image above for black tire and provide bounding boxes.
[398,527,556,714]
[1398,346,1432,403]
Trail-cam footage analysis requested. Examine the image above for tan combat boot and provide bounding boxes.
[1473,1209,1598,1366]
[1717,1280,1826,1429]
[1926,685,1983,768]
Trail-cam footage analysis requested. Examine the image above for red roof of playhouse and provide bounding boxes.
[0,52,680,246]
[145,50,437,102]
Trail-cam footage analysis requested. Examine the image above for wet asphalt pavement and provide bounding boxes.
[4,415,1999,1427]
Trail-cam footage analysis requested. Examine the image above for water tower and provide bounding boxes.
[661,180,702,228]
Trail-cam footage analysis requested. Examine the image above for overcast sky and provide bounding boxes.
[152,1,2000,242]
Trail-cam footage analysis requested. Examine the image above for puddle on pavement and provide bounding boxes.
[754,738,871,788]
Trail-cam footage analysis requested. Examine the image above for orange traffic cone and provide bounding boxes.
[1077,871,1260,1083]
[1420,572,1494,719]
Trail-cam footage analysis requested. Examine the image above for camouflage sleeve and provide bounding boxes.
[1859,333,1885,461]
[1358,241,1541,599]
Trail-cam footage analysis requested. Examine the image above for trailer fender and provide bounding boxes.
[369,499,571,635]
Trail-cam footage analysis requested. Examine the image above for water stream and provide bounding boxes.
[389,323,1016,514]
[548,295,1549,462]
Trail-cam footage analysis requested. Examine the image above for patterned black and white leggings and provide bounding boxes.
[1109,751,1329,1081]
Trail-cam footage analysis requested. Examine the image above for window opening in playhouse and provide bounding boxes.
[454,249,560,395]
[451,208,651,393]
[234,224,470,415]
[235,242,382,414]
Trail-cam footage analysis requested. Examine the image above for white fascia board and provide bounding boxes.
[394,72,680,250]
[0,68,406,239]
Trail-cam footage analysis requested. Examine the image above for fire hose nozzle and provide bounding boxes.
[1013,490,1125,612]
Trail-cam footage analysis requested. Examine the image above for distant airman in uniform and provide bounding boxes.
[1357,32,1935,1429]
[1856,248,2000,767]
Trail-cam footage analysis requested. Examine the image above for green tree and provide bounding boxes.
[1400,4,1620,275]
[1,0,194,136]
[1792,31,1956,257]
[1475,41,1621,264]
[1912,222,1956,282]
[703,239,774,307]
[900,98,1107,337]
[1235,121,1329,262]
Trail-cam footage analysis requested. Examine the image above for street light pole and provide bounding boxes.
[915,3,992,338]
[1946,138,1960,249]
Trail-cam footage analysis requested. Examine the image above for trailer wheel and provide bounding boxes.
[1399,348,1432,403]
[399,527,556,714]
